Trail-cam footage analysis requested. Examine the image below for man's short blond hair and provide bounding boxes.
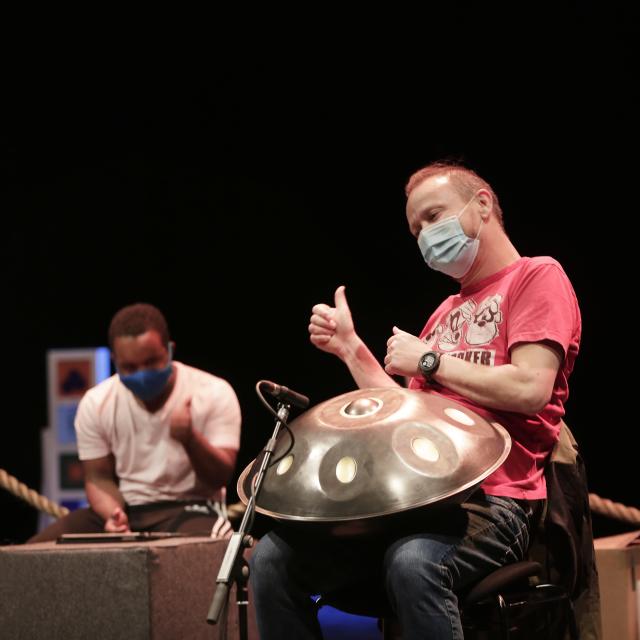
[405,161,504,227]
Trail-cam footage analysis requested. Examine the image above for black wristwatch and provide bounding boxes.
[418,351,441,381]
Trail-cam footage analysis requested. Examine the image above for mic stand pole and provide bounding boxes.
[207,402,291,639]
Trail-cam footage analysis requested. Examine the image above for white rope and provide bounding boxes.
[0,468,69,519]
[589,492,640,525]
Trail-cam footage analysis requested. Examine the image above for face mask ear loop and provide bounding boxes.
[456,196,474,222]
[458,192,485,241]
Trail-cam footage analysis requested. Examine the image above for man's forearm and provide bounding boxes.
[85,478,126,522]
[182,430,236,490]
[343,336,401,389]
[432,351,556,415]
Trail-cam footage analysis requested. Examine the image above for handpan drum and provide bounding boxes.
[238,387,511,536]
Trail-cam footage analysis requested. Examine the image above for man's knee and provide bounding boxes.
[251,533,284,572]
[250,531,302,592]
[384,536,446,592]
[26,508,104,543]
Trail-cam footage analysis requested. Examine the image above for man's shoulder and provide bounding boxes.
[523,255,575,274]
[513,257,578,307]
[526,256,564,269]
[75,374,122,428]
[81,373,120,405]
[515,256,570,281]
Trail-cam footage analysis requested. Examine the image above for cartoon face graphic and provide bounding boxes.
[421,324,443,350]
[437,300,476,351]
[466,294,503,345]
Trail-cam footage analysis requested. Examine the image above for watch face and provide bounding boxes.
[422,353,437,370]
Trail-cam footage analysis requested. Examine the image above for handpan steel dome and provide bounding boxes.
[238,387,511,535]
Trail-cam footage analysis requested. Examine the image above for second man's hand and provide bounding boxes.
[170,397,193,445]
[210,516,233,540]
[104,506,131,533]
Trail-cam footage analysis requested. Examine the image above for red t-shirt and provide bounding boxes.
[408,257,581,500]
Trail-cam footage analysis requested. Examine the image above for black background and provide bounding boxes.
[2,11,638,542]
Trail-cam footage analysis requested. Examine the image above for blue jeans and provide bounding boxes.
[249,492,535,640]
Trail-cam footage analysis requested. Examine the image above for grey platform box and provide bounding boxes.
[0,536,257,640]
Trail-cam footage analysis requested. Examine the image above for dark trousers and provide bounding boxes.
[28,500,224,543]
[250,493,538,640]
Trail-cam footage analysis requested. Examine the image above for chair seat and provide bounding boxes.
[462,560,542,607]
[462,583,578,640]
[461,562,578,640]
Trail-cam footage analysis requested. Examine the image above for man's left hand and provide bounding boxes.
[170,397,193,444]
[384,327,427,377]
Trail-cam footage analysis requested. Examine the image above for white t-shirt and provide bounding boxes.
[74,361,241,505]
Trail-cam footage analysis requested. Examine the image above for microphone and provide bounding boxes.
[260,380,310,409]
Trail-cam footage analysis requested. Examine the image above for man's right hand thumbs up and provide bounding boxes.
[309,285,356,358]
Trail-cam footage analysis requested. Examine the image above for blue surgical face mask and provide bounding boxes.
[118,344,173,401]
[417,194,482,279]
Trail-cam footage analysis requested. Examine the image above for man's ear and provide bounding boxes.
[476,188,494,220]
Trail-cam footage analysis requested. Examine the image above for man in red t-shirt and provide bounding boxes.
[250,162,581,640]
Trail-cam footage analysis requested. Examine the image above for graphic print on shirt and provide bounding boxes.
[421,295,503,365]
[432,300,476,351]
[465,294,503,345]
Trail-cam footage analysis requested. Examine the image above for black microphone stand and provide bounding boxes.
[207,401,291,638]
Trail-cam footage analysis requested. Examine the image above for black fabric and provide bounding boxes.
[529,422,602,639]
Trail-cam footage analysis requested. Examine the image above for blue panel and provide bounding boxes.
[318,605,381,640]
[56,403,79,444]
[60,498,88,512]
[94,347,111,383]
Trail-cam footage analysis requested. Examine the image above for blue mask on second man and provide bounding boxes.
[118,345,173,401]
